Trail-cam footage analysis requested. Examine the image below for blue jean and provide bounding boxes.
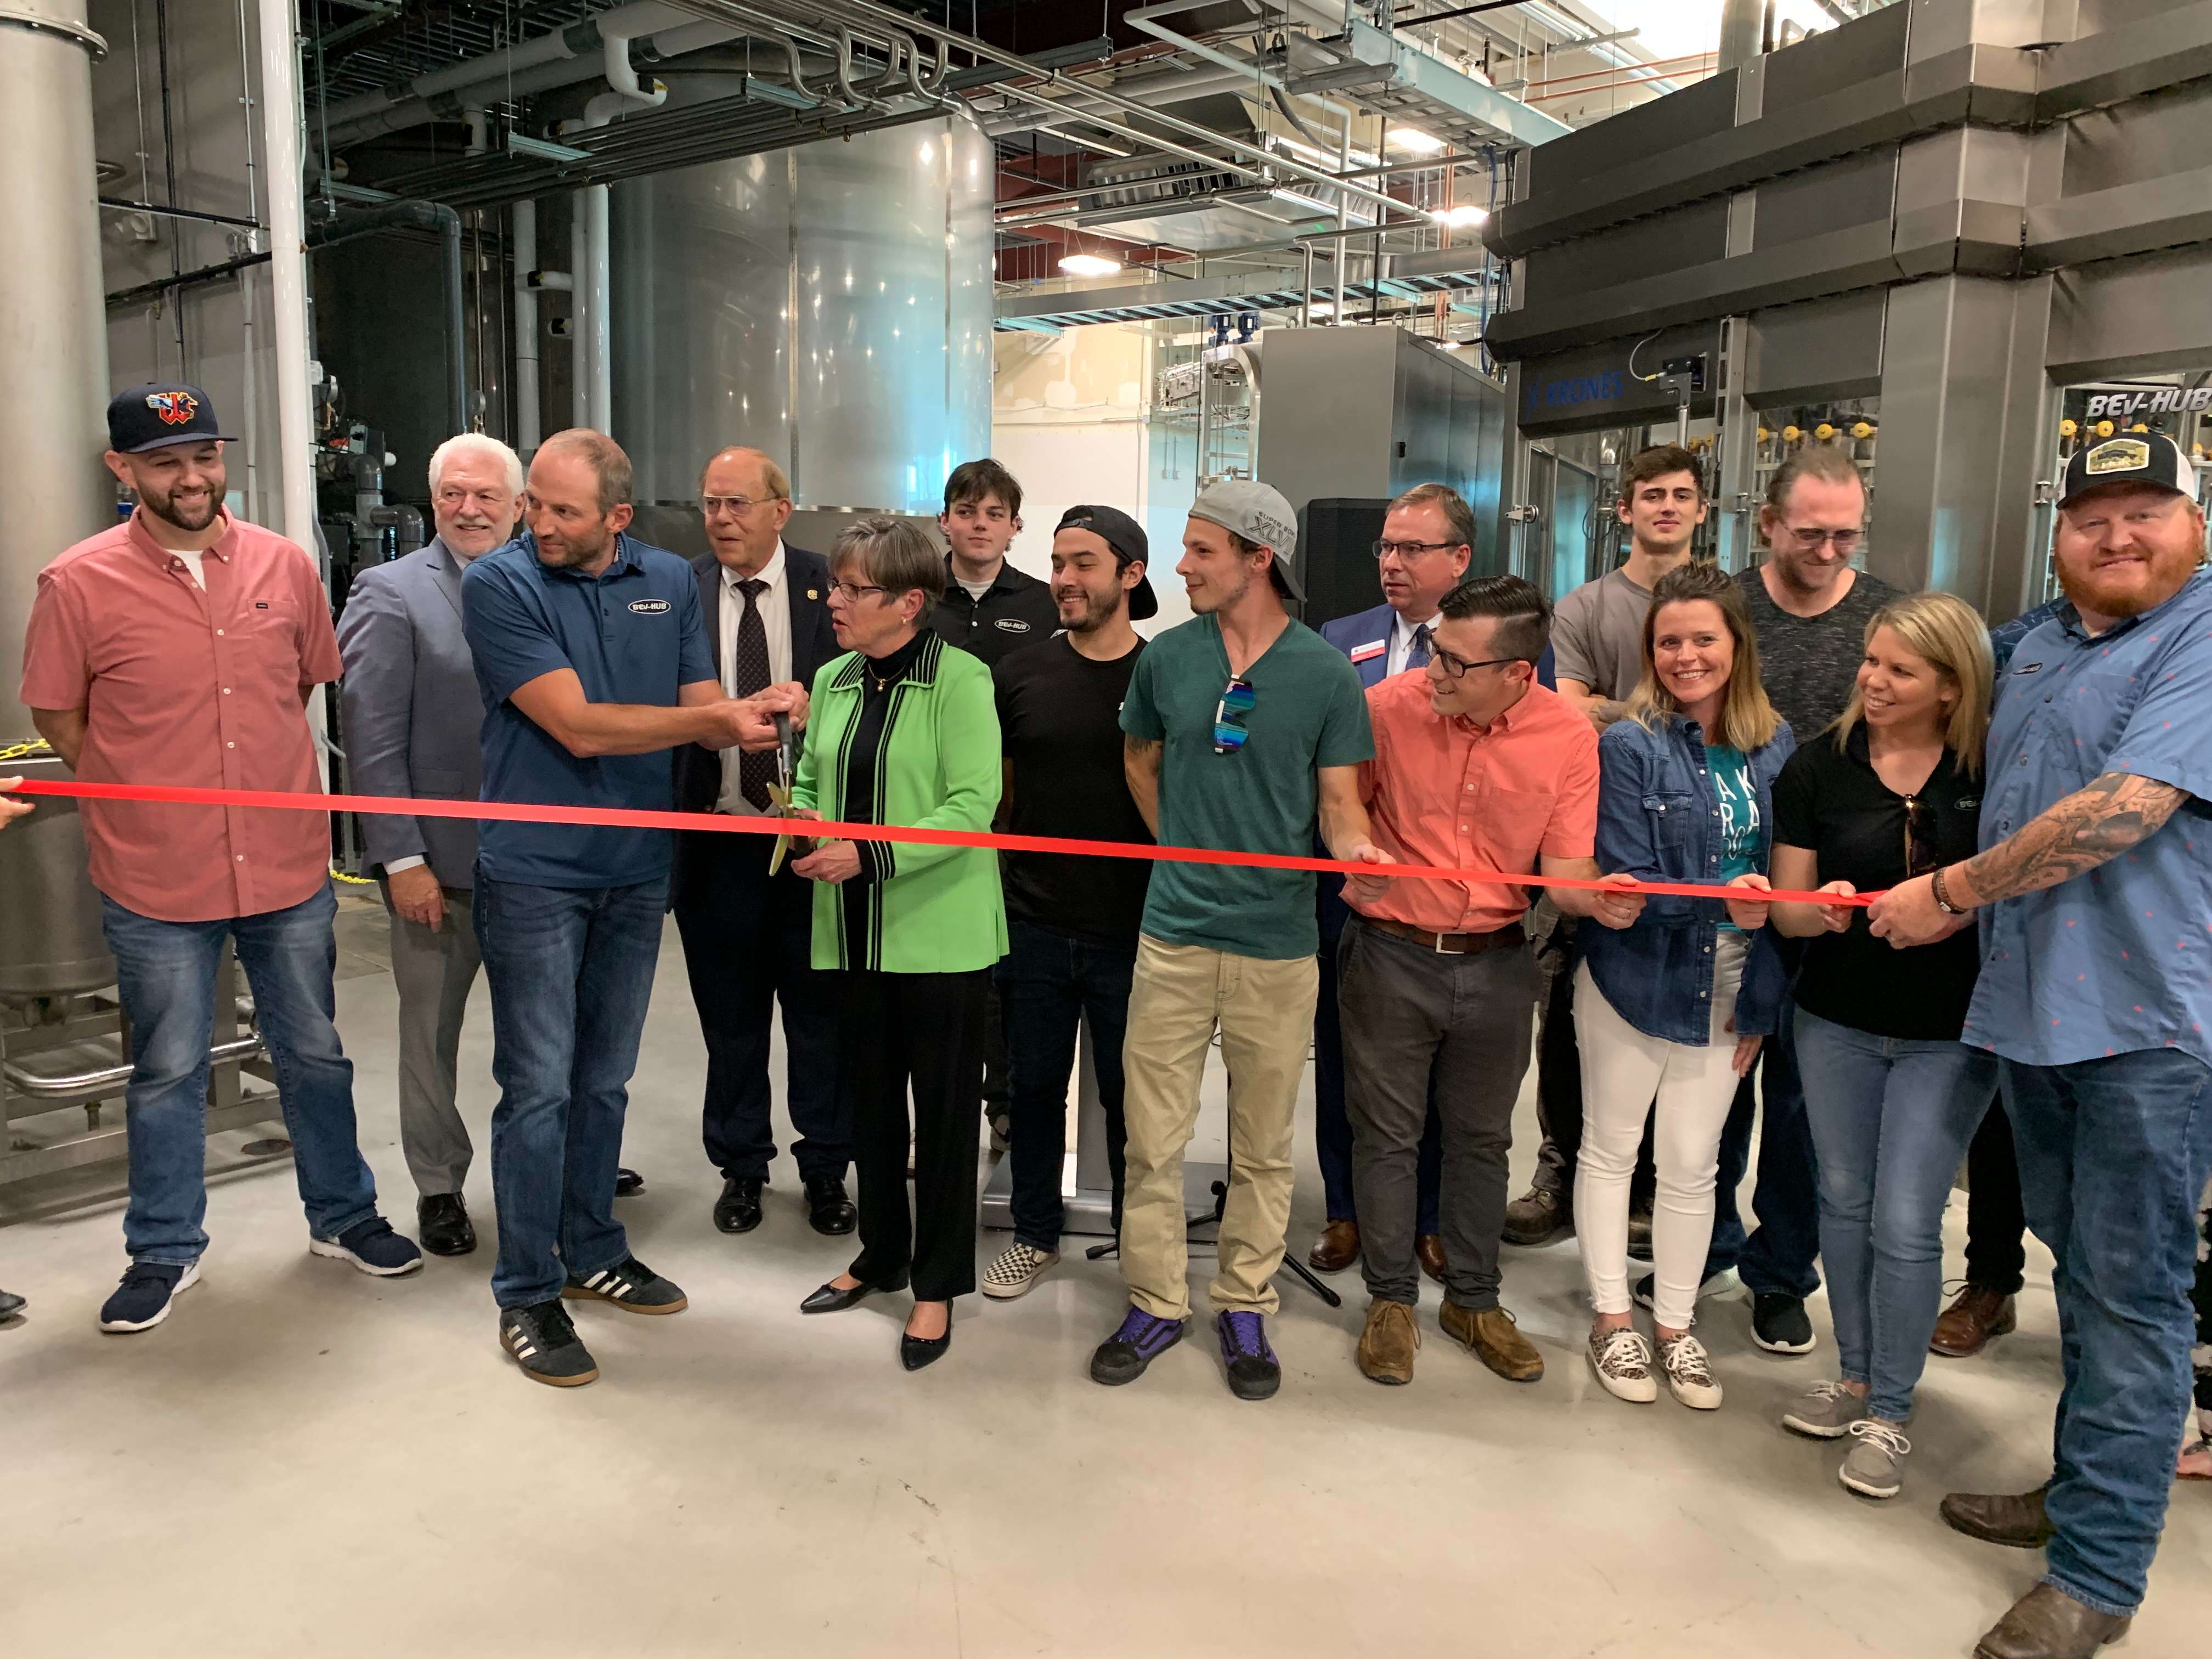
[100,884,376,1264]
[1795,1009,1998,1422]
[475,874,667,1310]
[2001,1049,2212,1617]
[996,918,1134,1251]
[1704,996,1822,1297]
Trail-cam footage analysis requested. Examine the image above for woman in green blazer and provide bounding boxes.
[790,515,1006,1370]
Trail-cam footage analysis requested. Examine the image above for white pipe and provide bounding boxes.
[585,184,612,432]
[257,0,315,552]
[513,200,540,456]
[567,73,665,437]
[569,201,590,431]
[1127,0,1285,90]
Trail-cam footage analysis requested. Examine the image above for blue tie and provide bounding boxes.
[1406,624,1432,670]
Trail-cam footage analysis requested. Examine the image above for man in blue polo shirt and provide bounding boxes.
[1870,435,2212,1659]
[461,427,804,1388]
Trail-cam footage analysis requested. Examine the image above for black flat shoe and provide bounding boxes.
[416,1193,477,1257]
[714,1176,765,1235]
[804,1175,857,1235]
[799,1274,908,1315]
[901,1307,953,1372]
[614,1168,645,1199]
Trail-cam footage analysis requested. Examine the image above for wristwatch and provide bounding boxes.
[1931,866,1966,916]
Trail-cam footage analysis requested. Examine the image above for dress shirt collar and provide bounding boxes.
[126,504,237,571]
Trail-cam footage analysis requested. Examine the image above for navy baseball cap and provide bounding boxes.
[1056,504,1158,620]
[107,382,237,454]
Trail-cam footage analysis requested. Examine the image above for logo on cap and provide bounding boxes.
[146,390,200,427]
[2085,438,2151,476]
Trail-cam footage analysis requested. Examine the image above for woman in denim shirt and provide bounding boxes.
[1576,563,1793,1412]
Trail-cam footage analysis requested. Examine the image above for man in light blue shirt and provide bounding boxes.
[1870,435,2212,1658]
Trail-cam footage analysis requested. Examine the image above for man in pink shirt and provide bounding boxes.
[21,383,420,1335]
[1339,575,1641,1386]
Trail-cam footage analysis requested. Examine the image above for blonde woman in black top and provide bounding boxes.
[1766,591,1996,1500]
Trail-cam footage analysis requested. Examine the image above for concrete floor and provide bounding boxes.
[3,898,2207,1658]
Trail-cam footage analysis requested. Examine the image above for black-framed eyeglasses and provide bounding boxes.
[830,580,888,604]
[1903,797,1939,878]
[1214,676,1257,754]
[1430,644,1526,680]
[1372,538,1465,562]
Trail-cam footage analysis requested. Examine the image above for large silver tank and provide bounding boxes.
[0,1,117,997]
[611,108,994,513]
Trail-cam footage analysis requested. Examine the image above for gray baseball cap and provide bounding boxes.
[1190,478,1304,603]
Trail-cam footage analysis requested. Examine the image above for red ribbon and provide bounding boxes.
[5,777,1880,907]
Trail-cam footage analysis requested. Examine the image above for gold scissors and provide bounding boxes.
[766,710,804,875]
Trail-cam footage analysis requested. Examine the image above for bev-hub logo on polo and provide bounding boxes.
[146,389,200,426]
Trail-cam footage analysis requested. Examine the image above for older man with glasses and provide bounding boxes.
[338,432,524,1256]
[669,447,853,1241]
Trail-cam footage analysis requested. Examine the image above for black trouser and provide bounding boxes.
[673,829,850,1185]
[1964,1093,2027,1296]
[996,917,1133,1251]
[838,968,988,1302]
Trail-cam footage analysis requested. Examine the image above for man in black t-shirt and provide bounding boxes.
[981,505,1158,1300]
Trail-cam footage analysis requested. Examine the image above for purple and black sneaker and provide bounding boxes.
[1090,1304,1187,1386]
[1216,1311,1282,1401]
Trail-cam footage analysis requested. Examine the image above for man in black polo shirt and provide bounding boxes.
[929,458,1058,667]
[461,427,804,1388]
[983,506,1156,1299]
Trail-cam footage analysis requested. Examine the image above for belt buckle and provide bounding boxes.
[1432,929,1462,956]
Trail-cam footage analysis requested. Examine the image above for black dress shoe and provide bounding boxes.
[901,1307,953,1372]
[614,1168,644,1199]
[415,1193,477,1257]
[714,1176,765,1235]
[804,1176,857,1235]
[799,1273,907,1314]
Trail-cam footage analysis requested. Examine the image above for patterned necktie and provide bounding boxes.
[1407,623,1433,672]
[733,577,775,810]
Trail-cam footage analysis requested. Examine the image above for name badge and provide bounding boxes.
[1348,641,1386,664]
[628,599,672,615]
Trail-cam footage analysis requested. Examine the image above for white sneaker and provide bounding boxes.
[981,1241,1060,1300]
[1658,1331,1724,1410]
[1587,1325,1659,1403]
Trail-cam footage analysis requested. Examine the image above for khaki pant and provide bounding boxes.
[1119,934,1318,1319]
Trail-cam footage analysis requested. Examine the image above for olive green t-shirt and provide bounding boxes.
[1120,613,1373,960]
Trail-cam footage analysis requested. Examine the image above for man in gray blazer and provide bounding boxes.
[336,432,521,1256]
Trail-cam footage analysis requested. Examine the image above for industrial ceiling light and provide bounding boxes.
[1058,252,1123,277]
[1387,127,1447,154]
[1432,205,1489,227]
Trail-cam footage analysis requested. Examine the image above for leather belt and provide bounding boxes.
[1359,916,1527,957]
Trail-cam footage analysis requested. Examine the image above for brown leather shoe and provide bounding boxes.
[1932,1283,2018,1358]
[1307,1220,1360,1274]
[1440,1301,1545,1382]
[1502,1184,1571,1246]
[1356,1297,1419,1384]
[1941,1487,2056,1550]
[1417,1233,1446,1283]
[1972,1584,2130,1659]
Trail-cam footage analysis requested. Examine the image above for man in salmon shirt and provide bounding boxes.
[22,383,421,1336]
[1336,574,1641,1386]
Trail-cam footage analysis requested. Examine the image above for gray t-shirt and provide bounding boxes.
[1552,566,1657,699]
[1735,563,1904,738]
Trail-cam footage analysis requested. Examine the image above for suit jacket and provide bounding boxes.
[335,537,486,888]
[1318,601,1560,691]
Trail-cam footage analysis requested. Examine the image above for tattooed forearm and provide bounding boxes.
[1122,735,1163,837]
[1950,772,2186,906]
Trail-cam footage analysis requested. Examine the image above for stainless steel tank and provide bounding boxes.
[610,105,994,512]
[0,1,118,996]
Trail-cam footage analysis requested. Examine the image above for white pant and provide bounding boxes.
[1573,933,1749,1329]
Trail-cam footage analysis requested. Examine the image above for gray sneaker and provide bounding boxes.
[1783,1380,1870,1440]
[1840,1419,1912,1499]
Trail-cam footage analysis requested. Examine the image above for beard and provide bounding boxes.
[142,477,222,534]
[533,526,613,568]
[2056,537,2202,621]
[1061,583,1127,633]
[1189,570,1249,616]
